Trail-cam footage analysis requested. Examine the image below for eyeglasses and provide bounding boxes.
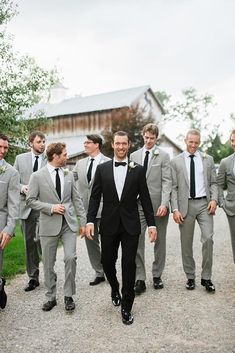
[84,141,94,145]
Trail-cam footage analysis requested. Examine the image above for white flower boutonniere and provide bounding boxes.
[63,168,69,176]
[202,152,207,159]
[0,165,6,174]
[128,161,137,171]
[152,149,159,158]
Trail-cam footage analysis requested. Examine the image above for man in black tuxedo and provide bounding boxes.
[86,131,157,325]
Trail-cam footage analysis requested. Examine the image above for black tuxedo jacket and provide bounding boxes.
[87,159,155,236]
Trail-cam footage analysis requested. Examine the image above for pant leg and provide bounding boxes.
[135,207,147,281]
[179,202,196,279]
[227,214,235,263]
[85,218,104,277]
[21,210,41,281]
[120,229,139,312]
[0,249,3,274]
[60,222,77,297]
[196,200,214,280]
[100,232,120,292]
[40,235,59,300]
[152,213,169,278]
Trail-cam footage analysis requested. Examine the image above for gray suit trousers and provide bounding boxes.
[227,215,235,263]
[40,219,77,300]
[21,210,41,281]
[85,218,104,278]
[179,198,214,280]
[136,208,169,281]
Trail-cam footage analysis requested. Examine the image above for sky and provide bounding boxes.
[6,0,235,141]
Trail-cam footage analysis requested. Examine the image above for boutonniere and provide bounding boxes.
[152,149,159,158]
[0,165,6,174]
[63,168,69,176]
[202,152,207,159]
[128,161,137,171]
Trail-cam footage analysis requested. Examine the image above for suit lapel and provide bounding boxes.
[43,167,61,201]
[180,153,189,188]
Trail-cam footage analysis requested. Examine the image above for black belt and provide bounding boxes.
[189,196,207,200]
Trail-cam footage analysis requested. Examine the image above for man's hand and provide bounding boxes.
[173,210,184,224]
[207,200,217,215]
[52,204,65,214]
[79,226,86,238]
[21,185,29,195]
[86,224,94,240]
[0,232,12,250]
[156,205,168,217]
[148,228,157,243]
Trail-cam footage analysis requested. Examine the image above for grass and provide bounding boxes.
[1,223,26,279]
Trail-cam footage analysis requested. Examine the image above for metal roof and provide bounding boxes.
[27,85,162,119]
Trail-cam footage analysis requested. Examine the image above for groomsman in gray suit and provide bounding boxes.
[26,142,86,312]
[73,134,110,285]
[0,134,20,309]
[170,129,218,292]
[217,129,235,263]
[130,123,171,294]
[14,131,47,292]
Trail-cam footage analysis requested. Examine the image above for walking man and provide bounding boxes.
[217,129,235,263]
[0,134,20,309]
[14,131,47,292]
[170,129,217,292]
[130,123,171,294]
[26,142,86,311]
[86,131,157,325]
[73,134,110,285]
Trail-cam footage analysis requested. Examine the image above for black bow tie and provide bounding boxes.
[115,161,127,167]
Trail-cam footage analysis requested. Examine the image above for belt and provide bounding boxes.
[189,196,207,200]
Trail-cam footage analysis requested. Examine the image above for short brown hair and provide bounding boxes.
[86,134,103,149]
[142,123,159,137]
[112,131,130,142]
[186,129,201,139]
[46,142,66,161]
[28,131,45,144]
[230,130,235,138]
[0,134,9,142]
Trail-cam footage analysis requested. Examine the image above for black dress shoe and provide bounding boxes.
[89,276,105,286]
[0,277,7,309]
[64,296,75,311]
[153,277,164,289]
[186,279,195,290]
[121,309,134,325]
[24,279,39,292]
[42,299,57,311]
[111,290,121,307]
[134,280,146,295]
[201,279,215,292]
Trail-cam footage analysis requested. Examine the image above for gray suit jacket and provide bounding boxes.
[217,154,235,216]
[130,147,171,211]
[0,160,20,235]
[14,151,47,219]
[73,154,110,217]
[26,166,86,236]
[170,152,218,217]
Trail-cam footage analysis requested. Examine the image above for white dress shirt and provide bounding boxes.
[113,157,128,200]
[47,163,65,198]
[184,150,206,198]
[86,153,102,182]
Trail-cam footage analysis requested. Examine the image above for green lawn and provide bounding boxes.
[1,223,26,278]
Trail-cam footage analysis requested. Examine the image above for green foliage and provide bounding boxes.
[1,223,26,278]
[101,105,154,157]
[0,0,57,162]
[206,134,233,163]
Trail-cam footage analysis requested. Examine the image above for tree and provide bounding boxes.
[101,105,154,157]
[0,0,57,162]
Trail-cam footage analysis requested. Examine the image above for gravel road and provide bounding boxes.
[1,208,235,353]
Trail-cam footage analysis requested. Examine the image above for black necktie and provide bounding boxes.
[87,158,94,183]
[189,155,196,198]
[55,168,61,199]
[143,151,150,174]
[115,161,127,167]
[33,156,39,172]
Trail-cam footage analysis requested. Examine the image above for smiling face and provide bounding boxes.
[84,139,99,157]
[184,132,201,154]
[0,138,9,160]
[112,134,130,161]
